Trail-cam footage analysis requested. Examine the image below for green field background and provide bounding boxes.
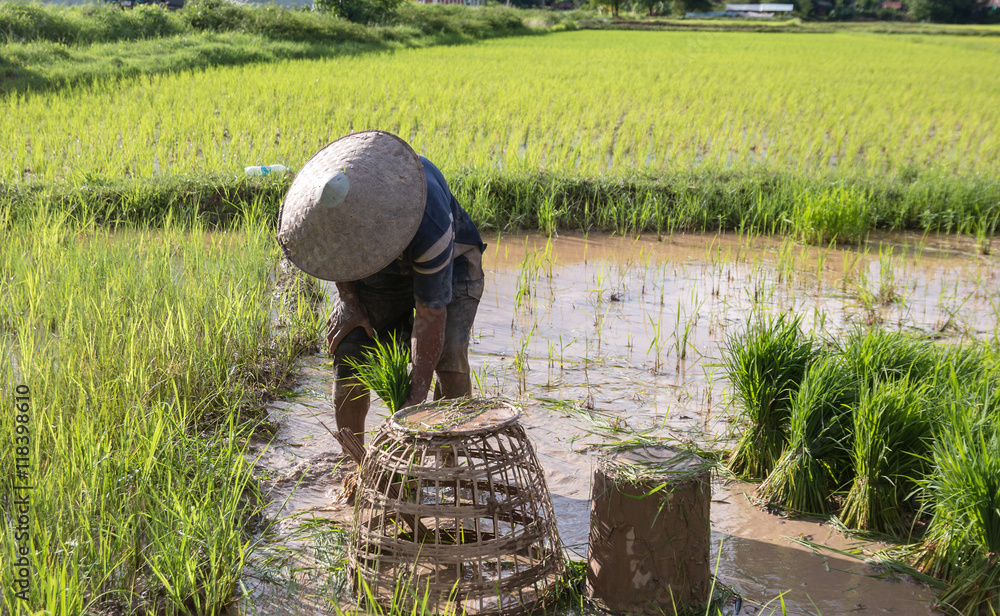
[5,30,999,182]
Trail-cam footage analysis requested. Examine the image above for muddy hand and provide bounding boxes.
[326,298,374,355]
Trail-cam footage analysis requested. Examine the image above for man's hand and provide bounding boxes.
[326,281,375,356]
[403,302,447,409]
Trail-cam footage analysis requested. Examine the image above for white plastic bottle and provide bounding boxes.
[245,164,287,177]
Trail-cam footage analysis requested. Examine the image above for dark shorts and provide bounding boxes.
[333,276,484,381]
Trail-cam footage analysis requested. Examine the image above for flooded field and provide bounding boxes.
[242,231,998,615]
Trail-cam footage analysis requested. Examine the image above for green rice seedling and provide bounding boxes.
[755,356,858,514]
[343,332,412,414]
[789,186,871,246]
[672,293,704,365]
[647,312,666,373]
[5,29,1000,236]
[907,392,1000,616]
[839,376,935,537]
[513,326,534,394]
[723,313,815,479]
[973,211,999,255]
[838,326,937,386]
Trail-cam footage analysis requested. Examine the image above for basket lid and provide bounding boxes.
[390,399,520,436]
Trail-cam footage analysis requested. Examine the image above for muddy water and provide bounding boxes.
[241,231,998,615]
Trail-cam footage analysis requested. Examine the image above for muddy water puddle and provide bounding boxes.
[240,231,997,615]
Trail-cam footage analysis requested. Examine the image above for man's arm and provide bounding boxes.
[404,302,447,408]
[327,281,375,355]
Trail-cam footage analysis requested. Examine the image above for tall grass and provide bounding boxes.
[789,185,871,245]
[0,206,322,614]
[723,313,814,479]
[3,166,999,237]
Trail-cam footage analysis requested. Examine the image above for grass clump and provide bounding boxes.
[790,185,872,245]
[723,313,815,479]
[755,357,857,514]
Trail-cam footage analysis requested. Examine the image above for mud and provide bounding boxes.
[239,231,997,615]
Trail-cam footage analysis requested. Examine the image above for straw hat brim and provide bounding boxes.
[277,130,427,282]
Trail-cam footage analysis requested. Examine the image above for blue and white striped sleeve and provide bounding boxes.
[410,208,454,309]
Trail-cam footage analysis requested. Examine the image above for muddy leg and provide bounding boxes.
[333,374,370,444]
[434,369,472,400]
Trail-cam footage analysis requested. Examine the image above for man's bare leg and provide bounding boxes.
[334,374,370,443]
[433,370,472,400]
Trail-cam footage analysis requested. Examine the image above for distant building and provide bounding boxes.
[724,3,795,11]
[881,1,903,9]
[413,0,486,4]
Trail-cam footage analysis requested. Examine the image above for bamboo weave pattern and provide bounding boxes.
[348,400,564,615]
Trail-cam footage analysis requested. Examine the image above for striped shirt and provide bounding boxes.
[361,157,485,309]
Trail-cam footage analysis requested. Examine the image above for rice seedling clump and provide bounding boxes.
[343,332,412,414]
[839,326,938,385]
[908,394,1000,616]
[725,318,1000,611]
[839,376,936,537]
[755,356,857,514]
[723,313,814,479]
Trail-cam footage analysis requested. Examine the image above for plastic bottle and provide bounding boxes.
[245,164,287,177]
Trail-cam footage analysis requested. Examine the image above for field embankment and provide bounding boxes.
[0,1,584,95]
[3,167,997,239]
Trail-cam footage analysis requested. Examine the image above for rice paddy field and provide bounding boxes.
[4,28,1000,239]
[2,21,1000,616]
[5,30,1000,181]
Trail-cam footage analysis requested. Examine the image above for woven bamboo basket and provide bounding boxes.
[348,398,564,615]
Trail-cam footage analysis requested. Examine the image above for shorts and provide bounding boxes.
[334,276,484,381]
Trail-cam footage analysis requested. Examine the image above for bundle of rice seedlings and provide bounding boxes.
[839,377,935,537]
[343,333,412,413]
[839,326,937,386]
[927,343,994,387]
[724,313,814,479]
[908,393,1000,616]
[755,357,858,514]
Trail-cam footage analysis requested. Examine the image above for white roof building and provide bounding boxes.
[725,3,795,10]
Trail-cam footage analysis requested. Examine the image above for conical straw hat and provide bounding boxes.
[277,131,427,282]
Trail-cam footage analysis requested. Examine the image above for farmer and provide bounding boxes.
[276,130,486,444]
